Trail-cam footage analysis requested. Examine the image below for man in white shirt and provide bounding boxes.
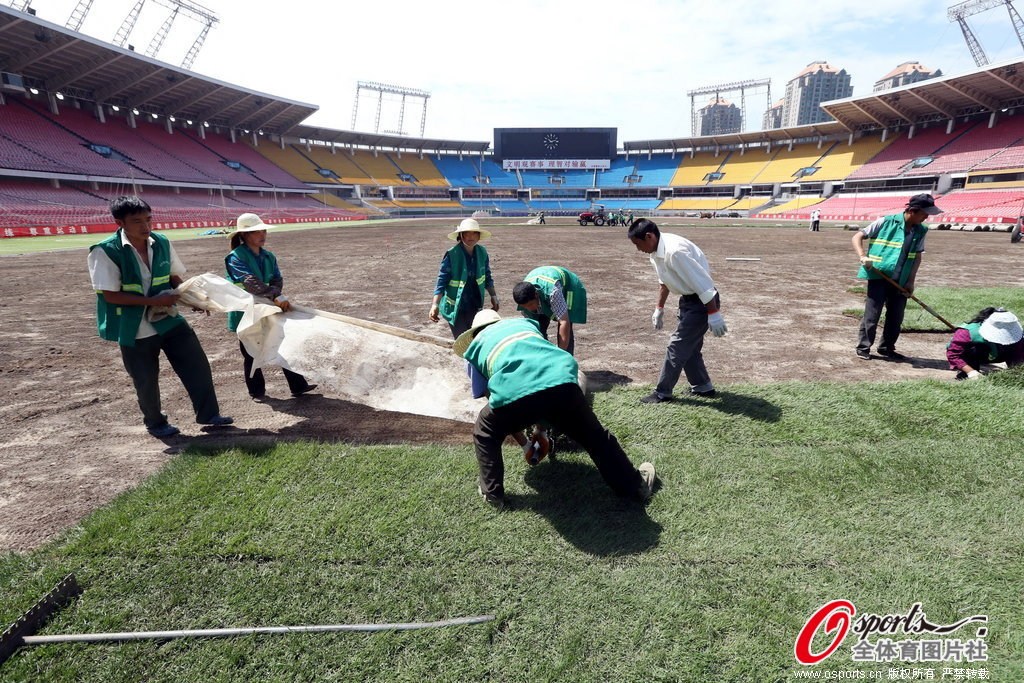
[628,219,728,403]
[810,209,821,232]
[87,196,232,437]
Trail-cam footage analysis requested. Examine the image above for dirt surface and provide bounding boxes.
[1,218,1021,552]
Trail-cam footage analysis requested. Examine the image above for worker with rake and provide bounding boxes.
[852,193,941,361]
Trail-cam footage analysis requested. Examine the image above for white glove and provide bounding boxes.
[967,370,982,380]
[652,307,664,330]
[708,311,728,337]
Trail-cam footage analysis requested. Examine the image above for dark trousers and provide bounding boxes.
[857,278,908,353]
[239,341,311,397]
[655,294,714,397]
[810,220,820,232]
[447,302,480,339]
[119,324,219,428]
[535,314,576,356]
[473,382,644,500]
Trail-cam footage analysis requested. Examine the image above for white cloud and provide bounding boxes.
[22,0,1024,144]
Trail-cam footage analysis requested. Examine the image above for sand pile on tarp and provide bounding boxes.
[177,273,484,423]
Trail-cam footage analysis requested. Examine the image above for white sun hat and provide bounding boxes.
[979,309,1024,345]
[447,217,492,241]
[235,213,272,232]
[453,310,502,357]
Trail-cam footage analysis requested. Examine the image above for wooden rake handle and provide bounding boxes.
[866,266,956,331]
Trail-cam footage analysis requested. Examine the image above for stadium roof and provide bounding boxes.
[822,57,1024,131]
[623,121,846,153]
[0,5,317,135]
[288,125,491,153]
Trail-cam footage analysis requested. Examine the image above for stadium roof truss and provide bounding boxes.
[821,57,1024,131]
[623,122,845,154]
[289,126,490,154]
[0,5,316,135]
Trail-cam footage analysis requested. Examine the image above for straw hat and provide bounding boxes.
[979,309,1023,345]
[453,310,502,357]
[447,218,492,241]
[235,213,272,233]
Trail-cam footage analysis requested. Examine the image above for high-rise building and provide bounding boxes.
[699,96,742,135]
[762,98,784,130]
[780,60,853,127]
[873,61,942,92]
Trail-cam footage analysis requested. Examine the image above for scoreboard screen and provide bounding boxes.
[494,128,617,160]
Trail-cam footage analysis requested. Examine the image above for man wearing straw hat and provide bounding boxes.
[946,308,1024,380]
[87,196,232,438]
[852,193,941,361]
[454,310,657,511]
[428,218,500,338]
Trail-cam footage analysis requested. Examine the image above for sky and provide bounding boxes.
[24,0,1024,143]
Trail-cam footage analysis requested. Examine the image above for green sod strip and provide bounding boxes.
[1,379,1022,681]
[844,286,1024,332]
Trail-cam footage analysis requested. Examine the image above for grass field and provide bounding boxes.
[844,286,1024,333]
[2,377,1022,682]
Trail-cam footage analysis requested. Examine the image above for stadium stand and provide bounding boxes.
[711,147,773,185]
[632,155,680,187]
[387,154,448,187]
[349,150,411,186]
[248,141,326,183]
[298,146,375,184]
[670,152,729,186]
[958,115,1024,171]
[752,143,834,184]
[431,156,483,187]
[756,196,827,215]
[597,157,639,188]
[183,132,307,188]
[846,124,973,179]
[659,197,737,211]
[809,134,894,181]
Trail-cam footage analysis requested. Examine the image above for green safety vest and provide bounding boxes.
[857,214,928,287]
[438,244,488,325]
[463,318,578,409]
[225,245,279,332]
[518,266,588,324]
[947,322,999,361]
[90,230,185,347]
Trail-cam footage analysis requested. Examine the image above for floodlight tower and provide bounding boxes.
[113,0,147,48]
[350,81,431,137]
[947,0,1024,66]
[66,0,95,31]
[686,78,772,136]
[10,0,32,11]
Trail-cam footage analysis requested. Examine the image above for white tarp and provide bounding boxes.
[176,273,484,423]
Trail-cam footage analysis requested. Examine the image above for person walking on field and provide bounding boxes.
[627,218,728,404]
[810,208,821,232]
[454,310,656,511]
[428,218,500,338]
[512,266,587,354]
[225,213,316,401]
[87,196,233,438]
[852,193,941,361]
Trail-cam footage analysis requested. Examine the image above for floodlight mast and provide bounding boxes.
[947,0,1024,66]
[686,78,771,135]
[350,81,432,136]
[66,0,95,31]
[113,0,146,47]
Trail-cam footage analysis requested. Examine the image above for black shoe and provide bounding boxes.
[877,348,906,361]
[856,349,871,360]
[147,423,180,438]
[690,388,717,398]
[199,415,234,426]
[640,392,672,404]
[292,384,318,397]
[250,394,266,402]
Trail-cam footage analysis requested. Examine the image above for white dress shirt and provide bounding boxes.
[87,232,186,339]
[650,232,717,304]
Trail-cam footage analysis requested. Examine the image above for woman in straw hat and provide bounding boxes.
[428,218,500,338]
[946,307,1024,380]
[225,213,316,400]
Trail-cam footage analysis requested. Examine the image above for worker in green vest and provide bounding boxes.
[512,266,587,354]
[87,196,232,438]
[454,310,656,511]
[852,193,941,361]
[946,307,1024,380]
[225,213,316,401]
[428,218,500,338]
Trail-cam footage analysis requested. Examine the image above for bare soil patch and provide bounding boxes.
[1,218,1019,551]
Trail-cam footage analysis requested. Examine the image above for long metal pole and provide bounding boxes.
[23,615,494,645]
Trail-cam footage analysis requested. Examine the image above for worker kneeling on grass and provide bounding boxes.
[946,307,1024,380]
[454,310,656,511]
